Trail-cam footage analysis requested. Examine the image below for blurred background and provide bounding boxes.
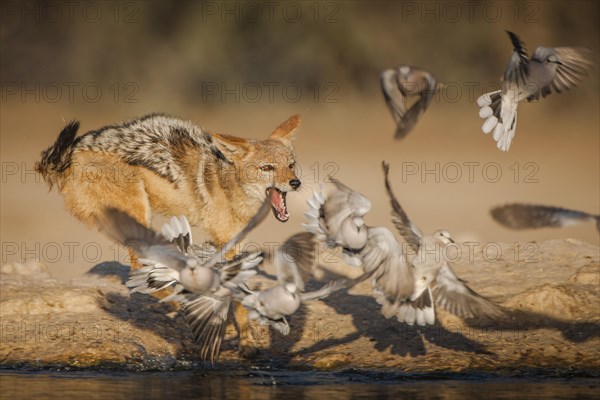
[1,0,599,280]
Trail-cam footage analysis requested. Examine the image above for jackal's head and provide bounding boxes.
[212,115,302,223]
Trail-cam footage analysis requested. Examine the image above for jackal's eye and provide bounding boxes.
[260,165,274,172]
[288,163,295,170]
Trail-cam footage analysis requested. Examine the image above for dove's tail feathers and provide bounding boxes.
[478,89,518,151]
[396,287,435,326]
[126,260,179,294]
[161,215,193,252]
[183,296,230,364]
[390,287,435,326]
[491,203,598,230]
[494,94,518,151]
[478,90,503,135]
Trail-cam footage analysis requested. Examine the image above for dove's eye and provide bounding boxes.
[260,165,274,172]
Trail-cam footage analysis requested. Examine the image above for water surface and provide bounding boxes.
[1,370,598,399]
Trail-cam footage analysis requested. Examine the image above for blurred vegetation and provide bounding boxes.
[1,0,598,103]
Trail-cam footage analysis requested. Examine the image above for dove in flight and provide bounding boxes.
[241,231,349,335]
[491,203,600,233]
[101,197,270,363]
[381,65,443,139]
[383,162,504,321]
[478,31,594,151]
[303,177,425,324]
[303,180,370,267]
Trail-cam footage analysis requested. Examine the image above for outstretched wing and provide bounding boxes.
[531,47,594,99]
[126,258,181,294]
[397,67,439,138]
[327,178,372,219]
[381,69,407,128]
[361,226,415,303]
[161,215,193,253]
[303,180,371,249]
[491,203,597,230]
[218,250,263,285]
[433,263,504,319]
[302,186,329,242]
[101,208,192,271]
[300,278,350,301]
[275,232,317,292]
[503,31,530,86]
[382,162,422,252]
[207,196,271,267]
[182,295,231,364]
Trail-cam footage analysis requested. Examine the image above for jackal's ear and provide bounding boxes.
[270,114,301,143]
[211,133,249,162]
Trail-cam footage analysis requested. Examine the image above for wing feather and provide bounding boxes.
[382,162,422,252]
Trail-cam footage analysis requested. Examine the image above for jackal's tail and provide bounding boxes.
[35,120,80,189]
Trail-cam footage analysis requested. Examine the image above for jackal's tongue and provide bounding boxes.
[269,188,289,222]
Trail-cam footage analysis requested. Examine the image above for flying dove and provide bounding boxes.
[491,203,600,233]
[478,31,594,151]
[381,65,443,139]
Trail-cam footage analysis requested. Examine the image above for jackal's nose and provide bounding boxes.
[289,179,301,190]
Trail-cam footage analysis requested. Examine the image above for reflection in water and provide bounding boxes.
[1,371,599,400]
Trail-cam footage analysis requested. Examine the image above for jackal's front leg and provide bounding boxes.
[233,302,269,358]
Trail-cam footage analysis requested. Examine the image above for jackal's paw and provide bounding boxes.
[238,344,260,359]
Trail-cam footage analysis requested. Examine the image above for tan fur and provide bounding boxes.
[37,114,303,357]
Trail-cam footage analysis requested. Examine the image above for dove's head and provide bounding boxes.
[341,216,368,250]
[433,229,454,245]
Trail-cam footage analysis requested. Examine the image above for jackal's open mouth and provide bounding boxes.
[267,188,289,222]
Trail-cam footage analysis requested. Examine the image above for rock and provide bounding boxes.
[570,263,600,286]
[1,239,599,373]
[505,283,599,320]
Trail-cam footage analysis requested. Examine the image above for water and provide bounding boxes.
[1,369,599,399]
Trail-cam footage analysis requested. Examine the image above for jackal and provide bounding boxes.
[36,112,303,356]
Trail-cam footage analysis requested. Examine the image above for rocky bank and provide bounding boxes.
[1,239,598,375]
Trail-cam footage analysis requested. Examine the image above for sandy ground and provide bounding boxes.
[0,238,598,373]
